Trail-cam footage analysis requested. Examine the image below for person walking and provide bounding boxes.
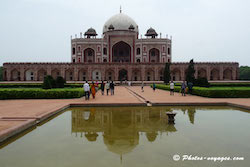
[152,83,156,92]
[170,81,174,95]
[83,81,90,100]
[141,81,144,92]
[90,81,96,99]
[101,81,105,95]
[181,81,187,96]
[110,81,115,95]
[95,81,99,92]
[105,81,110,95]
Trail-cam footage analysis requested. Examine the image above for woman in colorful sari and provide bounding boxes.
[91,81,96,99]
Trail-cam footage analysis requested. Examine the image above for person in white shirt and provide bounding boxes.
[105,81,110,95]
[170,81,175,96]
[83,81,90,100]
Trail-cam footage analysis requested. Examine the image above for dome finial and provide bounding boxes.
[120,6,122,13]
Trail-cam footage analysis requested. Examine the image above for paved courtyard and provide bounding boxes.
[1,86,250,142]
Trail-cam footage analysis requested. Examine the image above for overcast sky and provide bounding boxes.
[0,0,250,66]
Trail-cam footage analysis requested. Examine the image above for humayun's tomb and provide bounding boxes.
[3,11,239,82]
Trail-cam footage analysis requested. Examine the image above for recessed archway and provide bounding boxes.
[105,69,115,81]
[118,69,128,81]
[78,69,88,81]
[25,69,34,81]
[172,68,181,81]
[198,68,207,79]
[210,69,220,80]
[112,41,131,62]
[145,69,155,81]
[223,68,232,80]
[132,69,141,81]
[92,69,101,81]
[51,69,60,79]
[84,48,95,63]
[149,48,160,63]
[11,69,20,81]
[38,69,47,81]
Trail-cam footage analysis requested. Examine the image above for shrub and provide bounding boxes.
[42,75,57,89]
[209,83,250,87]
[0,83,42,88]
[56,76,66,88]
[154,84,250,98]
[0,88,84,100]
[192,87,250,98]
[194,77,210,87]
[154,84,181,93]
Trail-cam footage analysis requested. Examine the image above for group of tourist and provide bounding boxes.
[83,81,115,100]
[169,80,193,96]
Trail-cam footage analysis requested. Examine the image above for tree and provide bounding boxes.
[163,62,171,84]
[240,66,250,80]
[186,59,195,83]
[56,76,66,88]
[42,75,55,89]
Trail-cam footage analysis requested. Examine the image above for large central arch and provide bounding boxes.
[112,41,131,62]
[118,69,128,81]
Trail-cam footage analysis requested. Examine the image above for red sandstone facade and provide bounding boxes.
[2,12,239,82]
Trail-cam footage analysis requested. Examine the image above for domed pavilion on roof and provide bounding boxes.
[3,10,239,82]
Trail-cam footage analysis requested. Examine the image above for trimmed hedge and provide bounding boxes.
[159,82,250,87]
[209,83,250,87]
[154,84,250,98]
[0,88,84,100]
[154,84,181,92]
[192,87,250,98]
[0,83,84,88]
[0,83,42,88]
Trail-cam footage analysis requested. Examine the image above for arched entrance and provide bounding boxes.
[210,69,220,80]
[112,41,131,62]
[198,68,207,79]
[132,69,141,81]
[25,69,34,81]
[11,69,20,81]
[105,69,115,81]
[119,69,128,81]
[84,48,95,63]
[92,70,101,81]
[149,48,160,63]
[223,68,232,80]
[172,68,181,81]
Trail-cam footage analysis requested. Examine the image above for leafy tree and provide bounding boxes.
[42,75,55,89]
[56,76,66,88]
[163,62,171,84]
[239,66,250,80]
[0,67,3,81]
[186,59,195,83]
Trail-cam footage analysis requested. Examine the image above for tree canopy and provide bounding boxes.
[163,62,171,84]
[240,66,250,80]
[186,59,195,83]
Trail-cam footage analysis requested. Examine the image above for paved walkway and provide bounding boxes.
[1,86,250,142]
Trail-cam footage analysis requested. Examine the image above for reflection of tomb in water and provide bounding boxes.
[71,107,178,155]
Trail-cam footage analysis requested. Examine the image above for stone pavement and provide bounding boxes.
[1,86,250,142]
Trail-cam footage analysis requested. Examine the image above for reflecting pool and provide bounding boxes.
[0,106,249,167]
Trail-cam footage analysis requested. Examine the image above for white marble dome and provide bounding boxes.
[103,13,138,34]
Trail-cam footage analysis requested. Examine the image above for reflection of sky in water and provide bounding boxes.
[0,106,249,167]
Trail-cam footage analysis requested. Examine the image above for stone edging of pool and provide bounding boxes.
[1,102,250,144]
